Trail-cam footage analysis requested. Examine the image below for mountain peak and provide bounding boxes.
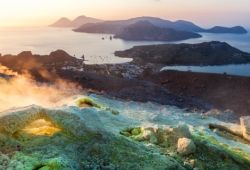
[49,17,72,27]
[50,15,103,28]
[74,15,87,20]
[59,17,70,20]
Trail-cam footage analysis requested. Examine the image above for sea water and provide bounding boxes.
[161,64,250,77]
[0,27,250,76]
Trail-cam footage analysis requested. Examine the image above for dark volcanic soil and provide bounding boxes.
[149,70,250,117]
[57,70,211,111]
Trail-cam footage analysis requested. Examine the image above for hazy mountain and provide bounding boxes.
[70,15,102,27]
[114,21,201,41]
[74,16,204,33]
[74,16,248,35]
[205,26,248,34]
[74,22,124,34]
[50,17,72,27]
[126,17,204,32]
[50,15,103,28]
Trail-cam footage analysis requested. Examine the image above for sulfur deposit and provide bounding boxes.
[0,95,250,170]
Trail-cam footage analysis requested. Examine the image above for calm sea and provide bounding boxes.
[0,26,250,76]
[0,27,166,64]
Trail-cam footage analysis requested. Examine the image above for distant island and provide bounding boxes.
[205,26,248,34]
[50,15,248,41]
[113,21,202,41]
[73,16,206,34]
[49,15,102,27]
[71,16,248,41]
[115,41,250,65]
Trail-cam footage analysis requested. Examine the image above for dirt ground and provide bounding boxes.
[149,70,250,117]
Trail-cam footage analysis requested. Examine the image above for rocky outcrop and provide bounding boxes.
[120,125,192,146]
[240,116,250,141]
[209,122,243,137]
[209,116,250,142]
[177,138,196,155]
[121,123,250,169]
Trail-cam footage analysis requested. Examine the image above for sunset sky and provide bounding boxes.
[0,0,249,28]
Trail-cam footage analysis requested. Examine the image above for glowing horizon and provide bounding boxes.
[0,0,249,28]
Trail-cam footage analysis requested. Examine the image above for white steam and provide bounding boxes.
[0,64,81,112]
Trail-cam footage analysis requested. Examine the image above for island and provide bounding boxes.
[113,21,201,41]
[73,16,248,38]
[206,26,248,34]
[115,41,250,65]
[49,15,102,28]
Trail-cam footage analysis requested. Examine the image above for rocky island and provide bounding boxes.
[115,41,250,65]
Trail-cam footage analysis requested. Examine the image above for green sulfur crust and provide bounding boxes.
[121,126,250,170]
[75,97,102,108]
[192,131,250,166]
[76,97,120,115]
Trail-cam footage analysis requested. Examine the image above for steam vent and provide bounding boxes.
[0,95,249,169]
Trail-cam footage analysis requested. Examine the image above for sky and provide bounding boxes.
[0,0,249,28]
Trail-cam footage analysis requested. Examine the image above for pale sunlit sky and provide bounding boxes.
[0,0,249,28]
